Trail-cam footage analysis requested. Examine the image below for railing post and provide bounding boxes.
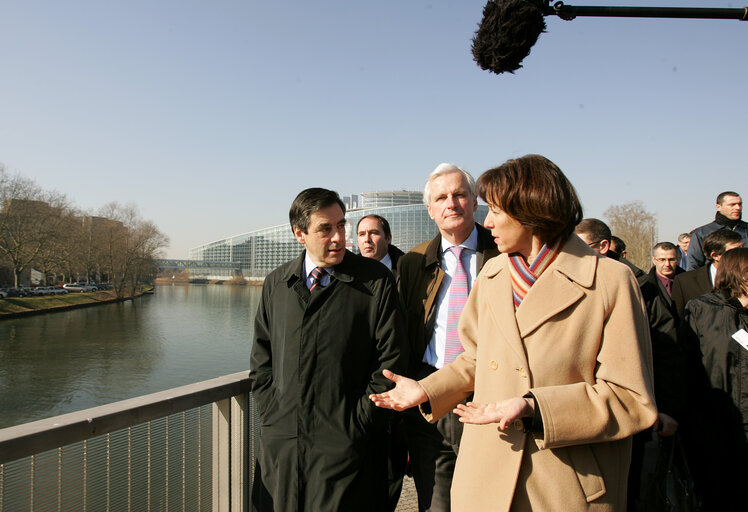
[212,399,231,512]
[230,394,248,512]
[213,394,249,512]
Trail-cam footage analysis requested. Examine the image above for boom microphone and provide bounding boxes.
[471,0,546,75]
[472,1,748,75]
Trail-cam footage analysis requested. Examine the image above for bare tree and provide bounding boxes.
[604,201,658,270]
[96,202,169,298]
[0,168,72,286]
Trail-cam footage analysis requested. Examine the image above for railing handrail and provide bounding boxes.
[0,370,250,464]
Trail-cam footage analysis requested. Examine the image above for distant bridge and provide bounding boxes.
[155,259,242,280]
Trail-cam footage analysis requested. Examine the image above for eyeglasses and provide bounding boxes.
[586,240,601,248]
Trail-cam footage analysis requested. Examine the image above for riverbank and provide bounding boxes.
[0,286,154,318]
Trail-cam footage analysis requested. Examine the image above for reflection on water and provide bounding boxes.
[0,284,261,428]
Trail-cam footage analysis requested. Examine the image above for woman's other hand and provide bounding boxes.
[454,397,534,430]
[369,369,428,411]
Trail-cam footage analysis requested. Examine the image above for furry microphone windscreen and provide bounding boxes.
[472,0,547,74]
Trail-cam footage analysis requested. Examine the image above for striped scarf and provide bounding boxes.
[509,239,562,308]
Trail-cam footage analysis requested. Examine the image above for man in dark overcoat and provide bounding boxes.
[249,188,407,512]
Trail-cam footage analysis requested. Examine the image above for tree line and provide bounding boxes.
[0,165,169,298]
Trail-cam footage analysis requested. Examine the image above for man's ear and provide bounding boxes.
[599,239,610,255]
[293,226,306,245]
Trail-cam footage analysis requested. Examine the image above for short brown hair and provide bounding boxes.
[356,214,392,238]
[477,154,583,242]
[703,229,743,263]
[289,188,346,233]
[714,248,748,298]
[717,191,740,205]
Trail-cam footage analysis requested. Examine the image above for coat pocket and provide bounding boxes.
[567,444,607,503]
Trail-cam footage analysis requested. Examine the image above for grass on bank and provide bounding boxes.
[0,286,154,316]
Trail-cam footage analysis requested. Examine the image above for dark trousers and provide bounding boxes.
[404,363,466,512]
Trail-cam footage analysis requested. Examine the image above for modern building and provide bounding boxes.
[189,191,488,279]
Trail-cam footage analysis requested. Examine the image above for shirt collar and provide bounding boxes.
[440,225,479,254]
[304,252,333,279]
[380,252,393,270]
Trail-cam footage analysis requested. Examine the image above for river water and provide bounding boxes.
[0,284,261,429]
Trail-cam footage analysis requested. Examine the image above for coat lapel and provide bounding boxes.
[483,260,529,368]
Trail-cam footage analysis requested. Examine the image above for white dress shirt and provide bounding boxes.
[423,226,479,369]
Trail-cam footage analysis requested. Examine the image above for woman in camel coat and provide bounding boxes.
[371,155,657,511]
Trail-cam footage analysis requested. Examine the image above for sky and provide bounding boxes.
[1,1,746,258]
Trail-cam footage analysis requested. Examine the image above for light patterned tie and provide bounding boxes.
[444,246,468,364]
[309,266,325,292]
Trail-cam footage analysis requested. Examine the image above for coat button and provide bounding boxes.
[516,367,527,378]
[489,360,498,370]
[513,420,524,431]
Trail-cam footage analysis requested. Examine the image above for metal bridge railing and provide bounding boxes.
[0,372,252,512]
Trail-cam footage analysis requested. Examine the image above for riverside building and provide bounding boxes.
[188,191,488,279]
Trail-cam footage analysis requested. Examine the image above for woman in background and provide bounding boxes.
[371,154,657,510]
[680,247,748,510]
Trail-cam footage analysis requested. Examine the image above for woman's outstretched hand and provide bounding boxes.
[453,397,534,430]
[369,369,428,411]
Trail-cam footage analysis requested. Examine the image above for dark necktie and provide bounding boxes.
[309,266,325,292]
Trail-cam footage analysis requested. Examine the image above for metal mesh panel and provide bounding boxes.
[0,404,213,512]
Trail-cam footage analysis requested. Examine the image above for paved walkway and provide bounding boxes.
[395,476,418,512]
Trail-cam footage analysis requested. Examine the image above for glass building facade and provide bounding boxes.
[189,192,487,279]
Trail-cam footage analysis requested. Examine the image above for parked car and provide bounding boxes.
[41,286,68,295]
[5,288,28,297]
[62,283,98,292]
[0,289,8,298]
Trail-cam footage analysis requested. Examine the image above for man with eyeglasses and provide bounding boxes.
[575,218,647,285]
[575,217,612,255]
[628,241,686,505]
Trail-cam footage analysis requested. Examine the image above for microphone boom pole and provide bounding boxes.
[548,2,748,21]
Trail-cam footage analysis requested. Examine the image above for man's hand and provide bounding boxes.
[369,369,428,411]
[654,412,678,437]
[454,397,534,430]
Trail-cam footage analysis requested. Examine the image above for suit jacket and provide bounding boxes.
[671,264,712,319]
[418,234,657,511]
[387,244,405,278]
[397,223,499,376]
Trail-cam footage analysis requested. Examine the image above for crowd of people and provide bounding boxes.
[249,155,747,511]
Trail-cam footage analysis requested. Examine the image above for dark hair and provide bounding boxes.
[477,154,583,242]
[575,218,611,245]
[714,248,748,298]
[611,235,626,252]
[356,214,391,238]
[652,242,678,256]
[717,191,740,204]
[289,188,346,233]
[703,229,744,263]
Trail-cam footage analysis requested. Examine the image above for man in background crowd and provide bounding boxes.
[629,241,686,509]
[357,214,405,276]
[672,229,744,318]
[610,234,646,283]
[356,213,407,510]
[575,219,646,284]
[686,191,747,270]
[677,233,691,269]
